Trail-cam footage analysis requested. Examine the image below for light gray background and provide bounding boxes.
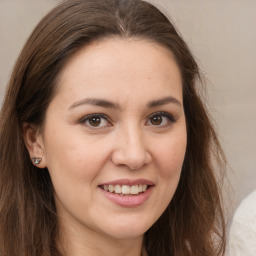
[0,0,255,224]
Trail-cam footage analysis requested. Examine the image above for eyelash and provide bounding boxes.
[79,113,111,129]
[147,111,176,127]
[79,111,176,130]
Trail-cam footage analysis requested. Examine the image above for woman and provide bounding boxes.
[0,0,226,255]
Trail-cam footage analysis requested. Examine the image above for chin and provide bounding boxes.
[99,218,154,239]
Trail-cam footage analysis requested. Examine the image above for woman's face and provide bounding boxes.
[36,38,187,240]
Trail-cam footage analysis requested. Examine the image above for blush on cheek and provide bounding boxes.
[158,147,186,178]
[164,164,183,180]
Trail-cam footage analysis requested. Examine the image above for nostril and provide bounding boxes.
[111,138,152,169]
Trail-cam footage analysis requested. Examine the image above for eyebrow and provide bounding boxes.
[147,96,182,108]
[69,96,182,110]
[69,98,120,110]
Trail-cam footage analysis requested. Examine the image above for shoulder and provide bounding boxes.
[228,190,256,256]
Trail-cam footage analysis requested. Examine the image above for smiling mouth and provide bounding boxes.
[99,184,150,196]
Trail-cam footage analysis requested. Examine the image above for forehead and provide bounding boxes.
[55,38,183,106]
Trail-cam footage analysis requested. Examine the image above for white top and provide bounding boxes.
[228,190,256,256]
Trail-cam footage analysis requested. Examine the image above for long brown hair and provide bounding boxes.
[0,0,226,255]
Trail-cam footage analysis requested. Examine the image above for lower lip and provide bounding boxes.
[100,186,153,207]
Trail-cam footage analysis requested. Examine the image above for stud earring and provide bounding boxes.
[31,157,42,165]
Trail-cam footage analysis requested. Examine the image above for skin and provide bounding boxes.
[24,38,187,256]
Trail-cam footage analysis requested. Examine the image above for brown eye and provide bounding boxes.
[146,112,176,127]
[150,115,163,125]
[88,116,101,127]
[80,114,111,129]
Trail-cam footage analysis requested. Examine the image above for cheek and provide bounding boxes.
[148,131,186,221]
[43,129,105,212]
[44,125,105,176]
[155,132,187,179]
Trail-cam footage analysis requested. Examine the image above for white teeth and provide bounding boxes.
[115,185,122,194]
[102,184,149,195]
[122,185,131,194]
[109,185,114,192]
[131,185,139,194]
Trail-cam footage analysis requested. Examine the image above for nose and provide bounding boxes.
[111,126,152,170]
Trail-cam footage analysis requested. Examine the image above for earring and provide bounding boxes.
[31,157,42,165]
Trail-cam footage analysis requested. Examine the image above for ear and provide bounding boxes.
[22,123,47,168]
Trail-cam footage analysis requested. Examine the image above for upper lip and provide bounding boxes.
[99,179,154,186]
